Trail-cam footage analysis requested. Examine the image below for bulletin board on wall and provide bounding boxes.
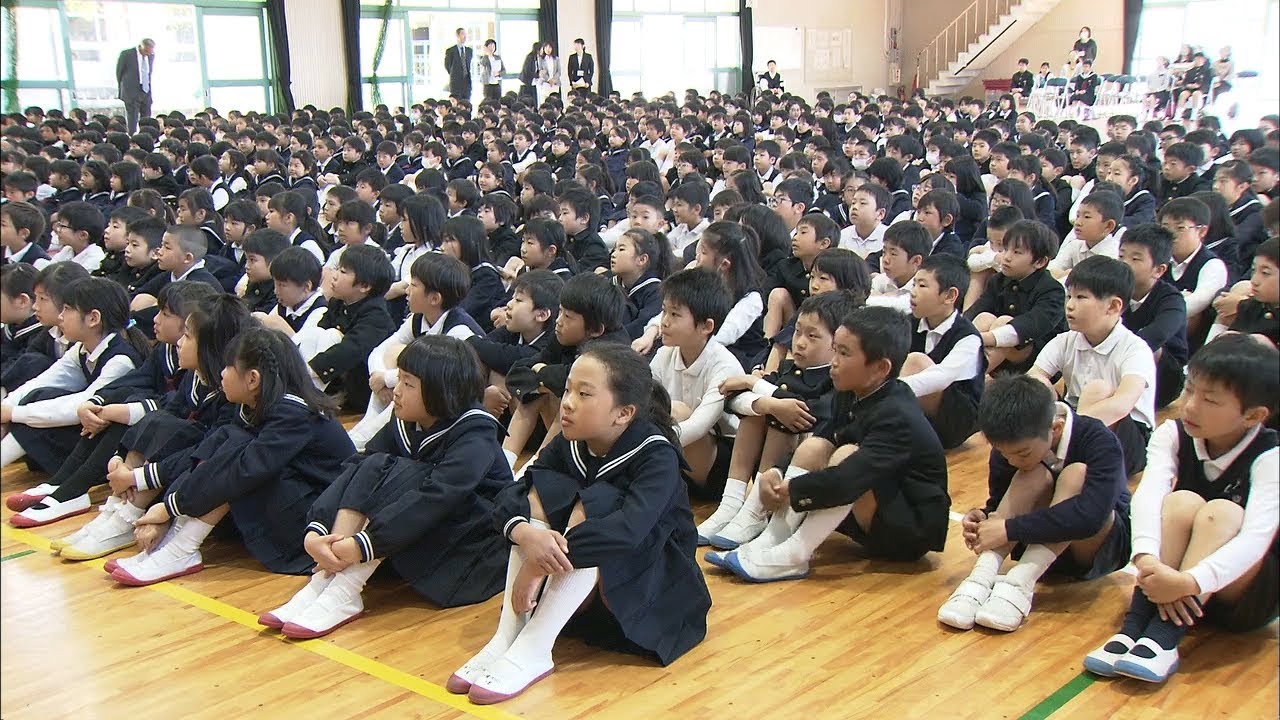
[754,26,854,88]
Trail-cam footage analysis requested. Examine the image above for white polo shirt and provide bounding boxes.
[1032,320,1157,429]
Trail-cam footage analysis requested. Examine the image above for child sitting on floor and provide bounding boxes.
[1119,224,1189,409]
[1084,334,1277,683]
[939,375,1131,633]
[707,306,950,582]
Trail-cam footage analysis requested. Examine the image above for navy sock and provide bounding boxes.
[1134,596,1203,654]
[1118,588,1159,639]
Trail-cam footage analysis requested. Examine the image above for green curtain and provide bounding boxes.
[1,0,18,113]
[369,0,393,107]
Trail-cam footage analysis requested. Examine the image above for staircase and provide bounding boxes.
[916,0,1064,97]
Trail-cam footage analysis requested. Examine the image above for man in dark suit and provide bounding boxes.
[444,28,473,100]
[567,38,594,96]
[116,39,156,134]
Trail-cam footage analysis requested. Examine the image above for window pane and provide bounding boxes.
[717,16,739,67]
[362,17,406,76]
[706,0,738,11]
[203,15,264,81]
[209,85,268,114]
[14,7,67,81]
[364,81,406,109]
[634,0,670,11]
[498,19,538,75]
[497,0,539,8]
[611,21,642,72]
[17,88,66,113]
[640,14,683,96]
[614,0,634,10]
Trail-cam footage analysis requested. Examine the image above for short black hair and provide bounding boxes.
[57,201,106,244]
[1163,141,1205,168]
[669,180,711,212]
[522,216,566,252]
[811,248,872,303]
[1248,146,1279,173]
[918,189,959,226]
[773,177,813,208]
[854,182,891,211]
[1216,159,1252,185]
[1079,189,1124,226]
[335,199,377,228]
[270,245,323,288]
[0,262,38,300]
[979,374,1058,442]
[883,220,932,260]
[410,252,470,309]
[1188,333,1279,419]
[397,333,486,419]
[511,268,565,321]
[840,305,911,379]
[798,289,865,335]
[558,271,624,335]
[0,200,46,243]
[1000,219,1058,262]
[354,167,389,192]
[1065,254,1133,302]
[33,260,90,306]
[920,253,970,299]
[1119,222,1175,268]
[336,243,394,296]
[156,280,219,318]
[661,267,732,332]
[796,212,839,245]
[1157,196,1211,227]
[478,192,519,227]
[867,157,903,190]
[558,186,600,225]
[242,228,292,262]
[126,216,167,251]
[987,204,1024,232]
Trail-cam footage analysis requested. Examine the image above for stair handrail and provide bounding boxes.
[914,0,1013,93]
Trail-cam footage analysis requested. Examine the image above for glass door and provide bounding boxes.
[405,10,493,104]
[1,1,74,113]
[197,7,272,114]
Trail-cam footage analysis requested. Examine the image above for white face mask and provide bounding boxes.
[926,151,941,167]
[852,158,872,171]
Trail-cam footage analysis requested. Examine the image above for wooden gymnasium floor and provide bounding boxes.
[1,415,1276,720]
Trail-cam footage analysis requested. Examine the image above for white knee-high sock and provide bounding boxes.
[502,566,600,670]
[1,434,26,468]
[1005,544,1057,590]
[482,518,548,655]
[771,504,854,564]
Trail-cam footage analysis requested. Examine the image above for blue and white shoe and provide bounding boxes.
[1113,638,1180,683]
[1083,634,1136,677]
[723,545,811,583]
[704,550,732,569]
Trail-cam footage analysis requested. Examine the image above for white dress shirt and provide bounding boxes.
[901,311,984,398]
[649,340,741,444]
[1032,320,1157,429]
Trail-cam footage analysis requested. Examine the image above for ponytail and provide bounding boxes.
[270,190,331,255]
[64,277,151,357]
[187,294,253,387]
[581,343,679,446]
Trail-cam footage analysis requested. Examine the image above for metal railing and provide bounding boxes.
[915,0,1013,90]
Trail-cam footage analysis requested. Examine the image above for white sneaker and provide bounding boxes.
[974,578,1034,632]
[1083,633,1136,677]
[52,498,121,552]
[696,499,744,545]
[281,577,364,639]
[1113,638,1180,683]
[723,542,811,583]
[10,493,92,528]
[5,482,58,511]
[61,506,138,561]
[708,509,767,550]
[109,516,184,575]
[260,573,334,629]
[110,542,203,586]
[937,577,996,630]
[466,654,555,705]
[447,647,502,694]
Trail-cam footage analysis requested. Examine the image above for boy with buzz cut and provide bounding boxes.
[295,243,396,413]
[1050,189,1125,281]
[915,189,965,259]
[131,225,221,311]
[1119,224,1189,409]
[468,269,563,416]
[1,200,52,269]
[256,246,328,336]
[767,212,837,341]
[939,374,1132,633]
[238,228,291,313]
[703,290,863,547]
[500,272,629,470]
[867,220,931,314]
[901,254,985,450]
[710,305,950,582]
[1083,335,1278,684]
[556,186,609,272]
[1032,255,1157,479]
[648,267,742,498]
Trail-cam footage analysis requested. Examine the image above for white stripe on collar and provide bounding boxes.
[417,409,497,453]
[627,276,662,297]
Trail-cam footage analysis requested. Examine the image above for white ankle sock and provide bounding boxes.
[333,558,382,594]
[1005,544,1057,590]
[719,478,747,508]
[502,566,600,670]
[1,434,26,468]
[699,478,747,532]
[757,504,803,547]
[771,503,854,564]
[782,464,808,483]
[166,517,215,556]
[115,501,145,524]
[970,550,1004,586]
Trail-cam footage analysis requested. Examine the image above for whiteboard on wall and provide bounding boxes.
[755,26,803,71]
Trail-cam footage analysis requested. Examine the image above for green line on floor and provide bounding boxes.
[0,549,37,562]
[1019,672,1097,719]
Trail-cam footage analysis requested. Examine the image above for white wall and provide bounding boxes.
[751,0,890,100]
[284,0,347,110]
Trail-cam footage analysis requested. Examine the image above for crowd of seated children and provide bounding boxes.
[1,88,1277,701]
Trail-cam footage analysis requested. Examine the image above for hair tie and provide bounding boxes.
[126,318,137,329]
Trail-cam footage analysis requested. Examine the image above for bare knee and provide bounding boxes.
[1193,498,1245,531]
[1052,462,1088,497]
[670,400,693,422]
[793,436,835,469]
[829,443,859,465]
[901,352,933,377]
[1163,489,1206,523]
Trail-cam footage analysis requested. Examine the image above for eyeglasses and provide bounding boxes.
[53,222,71,232]
[1163,224,1203,233]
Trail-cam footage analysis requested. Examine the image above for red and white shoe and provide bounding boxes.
[110,545,203,586]
[10,494,92,528]
[5,483,58,512]
[466,655,555,705]
[259,573,333,630]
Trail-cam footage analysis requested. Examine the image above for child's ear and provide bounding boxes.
[1244,404,1271,428]
[86,308,103,328]
[1195,225,1209,242]
[943,213,955,228]
[699,317,717,337]
[533,307,551,324]
[1103,219,1118,234]
[1154,262,1170,279]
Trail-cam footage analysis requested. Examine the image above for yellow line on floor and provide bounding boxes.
[1,525,521,720]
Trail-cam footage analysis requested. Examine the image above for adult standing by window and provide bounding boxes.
[445,28,474,101]
[1071,27,1098,65]
[567,38,594,96]
[534,41,561,107]
[478,39,504,101]
[116,38,155,134]
[519,41,540,106]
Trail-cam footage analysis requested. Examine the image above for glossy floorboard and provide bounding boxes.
[1,429,1275,720]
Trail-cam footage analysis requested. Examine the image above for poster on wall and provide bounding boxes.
[807,28,853,82]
